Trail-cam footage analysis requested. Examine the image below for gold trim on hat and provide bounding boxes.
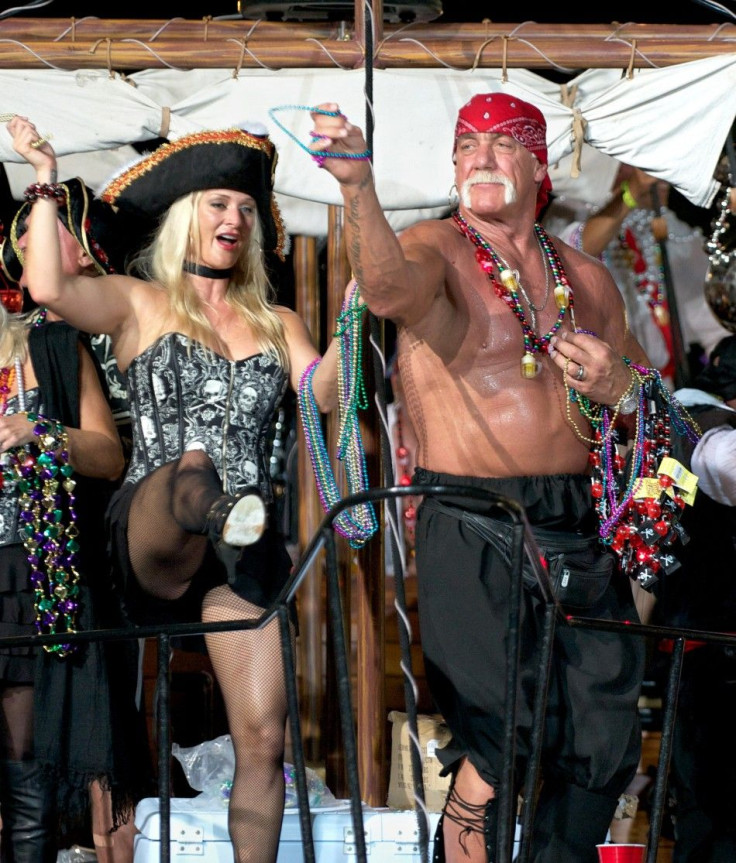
[101,128,275,205]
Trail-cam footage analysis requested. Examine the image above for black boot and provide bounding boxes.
[0,759,58,863]
[528,781,619,863]
[432,812,446,862]
[484,798,499,863]
[204,490,267,583]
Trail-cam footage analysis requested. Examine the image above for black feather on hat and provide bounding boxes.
[99,126,287,261]
[1,178,125,284]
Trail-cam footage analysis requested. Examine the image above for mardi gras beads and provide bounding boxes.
[14,413,81,655]
[453,212,572,378]
[587,368,700,592]
[297,283,378,548]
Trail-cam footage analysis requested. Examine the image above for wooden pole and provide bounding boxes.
[323,204,352,797]
[2,18,733,41]
[0,20,735,69]
[294,235,325,765]
[352,1,388,809]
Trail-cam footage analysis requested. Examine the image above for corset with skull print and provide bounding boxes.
[124,333,287,501]
[0,388,42,547]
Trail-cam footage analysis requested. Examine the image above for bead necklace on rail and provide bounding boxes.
[298,282,378,548]
[0,350,81,656]
[453,210,574,379]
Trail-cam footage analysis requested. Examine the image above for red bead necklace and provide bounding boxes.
[618,225,674,382]
[588,368,698,593]
[453,211,575,378]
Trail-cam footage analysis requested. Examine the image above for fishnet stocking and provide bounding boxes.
[127,450,224,600]
[202,585,293,863]
[0,684,34,761]
[126,450,289,862]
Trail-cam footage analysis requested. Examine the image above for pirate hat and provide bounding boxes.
[1,177,125,284]
[100,126,286,260]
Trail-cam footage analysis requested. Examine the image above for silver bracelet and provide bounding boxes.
[618,385,639,415]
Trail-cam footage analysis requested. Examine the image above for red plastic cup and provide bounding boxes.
[596,844,646,863]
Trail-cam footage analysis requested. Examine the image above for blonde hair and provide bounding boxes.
[128,190,288,368]
[0,305,31,368]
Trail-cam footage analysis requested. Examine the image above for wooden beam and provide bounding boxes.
[0,19,734,70]
[2,18,734,41]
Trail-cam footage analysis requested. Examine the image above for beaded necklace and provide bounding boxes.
[580,362,701,593]
[32,307,48,328]
[268,105,372,167]
[453,211,573,378]
[0,356,81,656]
[297,282,378,548]
[613,213,674,381]
[515,234,552,333]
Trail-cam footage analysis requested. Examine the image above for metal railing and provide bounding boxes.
[0,483,732,863]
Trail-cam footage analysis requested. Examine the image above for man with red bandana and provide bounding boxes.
[311,93,651,862]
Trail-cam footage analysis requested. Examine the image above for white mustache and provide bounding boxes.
[461,172,517,208]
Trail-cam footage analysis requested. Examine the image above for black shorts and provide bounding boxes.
[412,468,644,798]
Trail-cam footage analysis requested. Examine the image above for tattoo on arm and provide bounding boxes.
[347,197,364,285]
[49,169,57,183]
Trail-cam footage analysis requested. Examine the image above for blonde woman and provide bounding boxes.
[9,114,338,863]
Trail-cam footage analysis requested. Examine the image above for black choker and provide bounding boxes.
[183,261,234,279]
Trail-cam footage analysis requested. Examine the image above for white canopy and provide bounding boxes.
[2,56,735,235]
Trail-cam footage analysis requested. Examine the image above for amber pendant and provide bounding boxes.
[653,304,670,326]
[554,284,568,310]
[500,268,519,292]
[521,352,540,379]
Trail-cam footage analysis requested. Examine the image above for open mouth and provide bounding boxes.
[216,232,240,249]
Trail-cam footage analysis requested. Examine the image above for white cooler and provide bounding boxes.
[134,797,441,862]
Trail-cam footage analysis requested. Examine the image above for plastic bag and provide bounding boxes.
[56,847,97,862]
[283,761,338,809]
[172,734,235,807]
[172,734,337,809]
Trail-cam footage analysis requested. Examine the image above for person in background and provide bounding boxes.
[0,293,125,860]
[1,178,133,463]
[647,334,736,862]
[8,113,340,863]
[1,180,153,862]
[306,91,691,863]
[544,161,731,389]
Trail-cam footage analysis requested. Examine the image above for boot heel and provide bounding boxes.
[206,490,267,549]
[221,493,267,547]
[205,490,267,584]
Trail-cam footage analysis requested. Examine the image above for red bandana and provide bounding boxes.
[454,92,553,216]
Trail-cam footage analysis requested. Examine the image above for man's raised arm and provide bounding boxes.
[309,103,440,326]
